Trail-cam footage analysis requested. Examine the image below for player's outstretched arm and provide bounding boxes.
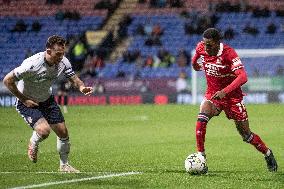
[3,70,39,107]
[69,75,94,96]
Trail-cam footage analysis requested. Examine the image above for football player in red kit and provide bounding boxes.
[191,28,277,172]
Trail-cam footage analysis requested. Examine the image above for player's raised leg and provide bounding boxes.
[16,99,51,163]
[51,122,80,173]
[235,120,278,172]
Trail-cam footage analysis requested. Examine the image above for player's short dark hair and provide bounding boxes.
[46,35,66,48]
[203,28,222,41]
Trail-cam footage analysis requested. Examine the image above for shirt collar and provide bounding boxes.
[216,43,224,56]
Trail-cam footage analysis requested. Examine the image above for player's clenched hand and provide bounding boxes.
[192,62,203,71]
[23,99,39,107]
[80,86,94,96]
[211,90,226,100]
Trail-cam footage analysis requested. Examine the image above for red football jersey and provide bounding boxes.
[192,41,245,99]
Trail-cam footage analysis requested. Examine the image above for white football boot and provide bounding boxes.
[59,164,80,173]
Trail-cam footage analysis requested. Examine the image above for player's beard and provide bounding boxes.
[205,48,218,56]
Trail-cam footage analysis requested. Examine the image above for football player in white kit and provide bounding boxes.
[3,35,93,173]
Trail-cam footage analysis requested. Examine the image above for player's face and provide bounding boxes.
[46,44,65,65]
[203,38,219,56]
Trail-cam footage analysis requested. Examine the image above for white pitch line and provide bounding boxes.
[8,171,142,189]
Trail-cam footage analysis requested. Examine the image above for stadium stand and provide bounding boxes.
[0,0,108,16]
[0,0,284,81]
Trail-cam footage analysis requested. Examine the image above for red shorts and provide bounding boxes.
[202,97,248,121]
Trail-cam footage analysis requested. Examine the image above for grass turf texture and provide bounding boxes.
[0,104,284,189]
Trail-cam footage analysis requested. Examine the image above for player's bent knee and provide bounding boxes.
[51,123,69,138]
[200,101,218,118]
[35,127,51,139]
[38,130,50,139]
[34,118,51,139]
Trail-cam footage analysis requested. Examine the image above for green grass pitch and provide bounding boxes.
[0,104,284,188]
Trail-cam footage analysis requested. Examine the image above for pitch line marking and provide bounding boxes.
[8,171,142,189]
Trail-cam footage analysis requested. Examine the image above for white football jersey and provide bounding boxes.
[14,52,75,102]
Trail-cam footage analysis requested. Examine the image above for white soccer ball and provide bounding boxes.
[184,153,208,175]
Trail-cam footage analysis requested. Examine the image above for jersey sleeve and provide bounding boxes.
[63,57,76,78]
[192,42,203,70]
[227,48,244,72]
[13,60,34,81]
[222,48,247,94]
[223,68,248,94]
[192,42,203,63]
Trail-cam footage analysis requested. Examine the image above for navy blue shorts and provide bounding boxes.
[16,95,65,129]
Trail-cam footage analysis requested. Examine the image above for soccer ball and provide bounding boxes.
[184,153,208,175]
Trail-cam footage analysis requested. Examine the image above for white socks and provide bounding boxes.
[30,132,71,165]
[265,149,271,157]
[57,137,70,165]
[30,131,43,146]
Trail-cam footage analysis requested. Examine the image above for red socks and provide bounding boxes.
[196,121,208,152]
[196,113,209,153]
[249,133,269,154]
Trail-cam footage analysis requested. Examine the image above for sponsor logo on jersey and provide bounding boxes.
[35,71,47,82]
[205,63,226,77]
[216,57,223,65]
